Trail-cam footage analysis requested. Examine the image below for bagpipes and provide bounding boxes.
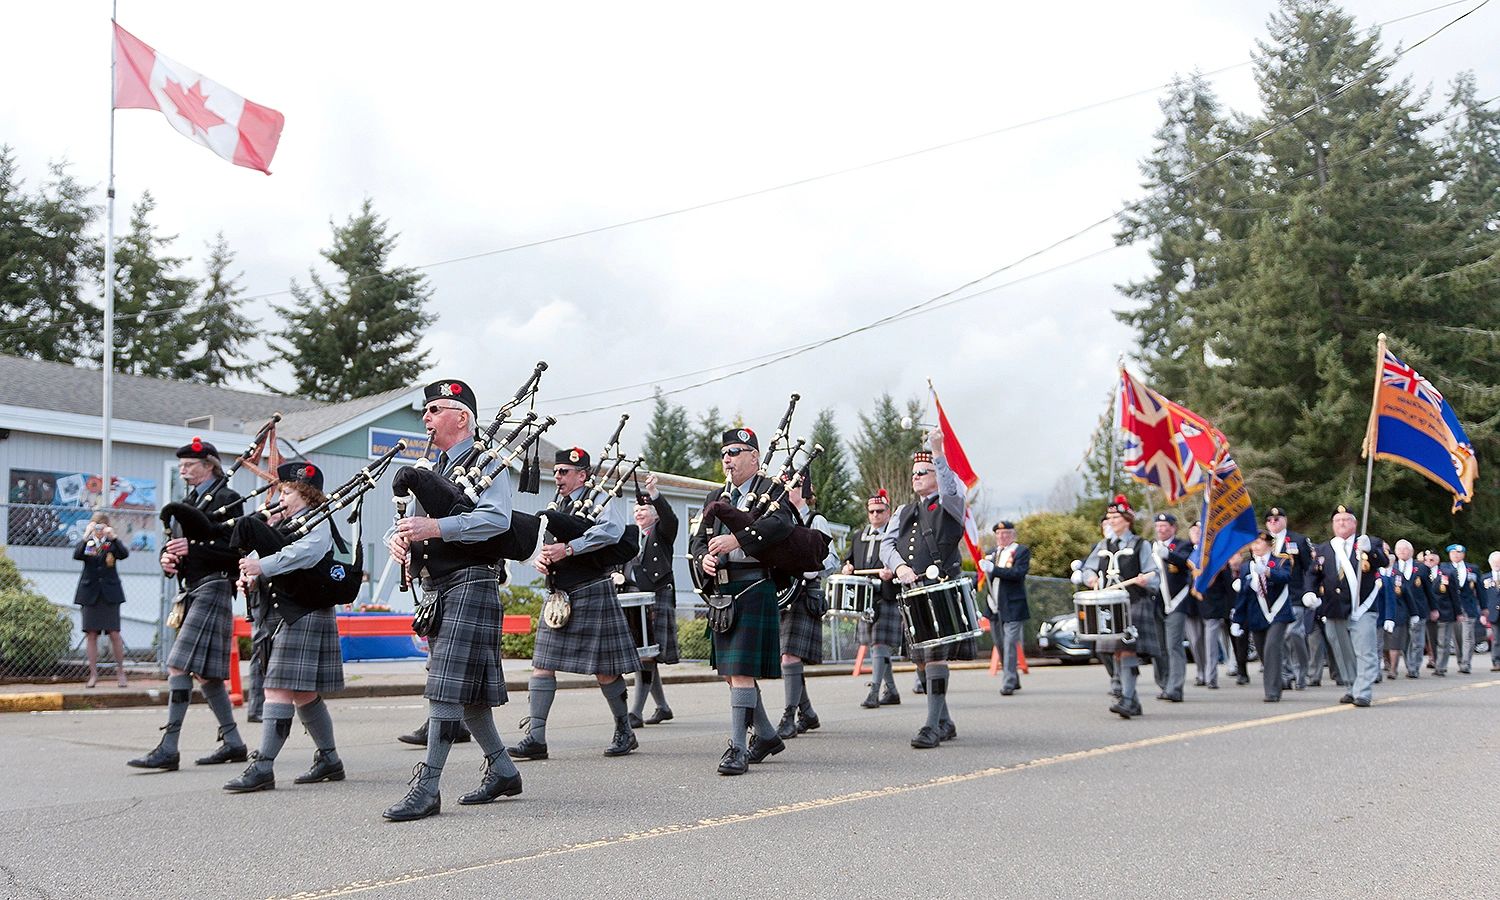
[392,362,554,586]
[693,393,833,596]
[537,414,646,628]
[160,414,282,549]
[165,441,408,622]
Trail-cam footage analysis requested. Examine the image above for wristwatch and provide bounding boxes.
[563,544,574,558]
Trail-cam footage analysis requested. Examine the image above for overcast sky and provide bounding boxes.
[3,1,1496,518]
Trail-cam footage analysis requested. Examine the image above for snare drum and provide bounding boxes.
[825,575,876,619]
[1073,588,1133,642]
[899,579,983,650]
[618,592,660,658]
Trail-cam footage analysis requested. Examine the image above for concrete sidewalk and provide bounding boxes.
[0,655,1028,712]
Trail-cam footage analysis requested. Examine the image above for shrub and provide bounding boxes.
[500,583,543,659]
[678,616,711,661]
[0,550,73,676]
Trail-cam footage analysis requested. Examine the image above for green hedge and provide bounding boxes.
[500,584,543,659]
[0,550,73,676]
[678,616,711,661]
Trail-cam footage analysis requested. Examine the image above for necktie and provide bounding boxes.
[730,486,742,506]
[436,451,449,474]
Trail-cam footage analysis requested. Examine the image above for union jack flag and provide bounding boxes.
[1119,368,1228,503]
[1381,349,1445,410]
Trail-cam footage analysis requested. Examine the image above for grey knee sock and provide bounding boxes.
[425,700,464,779]
[601,678,630,719]
[1120,657,1139,700]
[728,687,757,752]
[463,705,517,776]
[630,668,652,716]
[649,668,670,710]
[876,646,896,692]
[160,674,193,753]
[255,701,295,774]
[527,674,557,743]
[296,697,337,756]
[925,664,949,729]
[751,686,776,738]
[200,679,244,748]
[782,662,805,710]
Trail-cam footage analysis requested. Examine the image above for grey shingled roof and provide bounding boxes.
[0,353,396,436]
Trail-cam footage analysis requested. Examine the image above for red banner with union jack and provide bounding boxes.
[1118,368,1227,503]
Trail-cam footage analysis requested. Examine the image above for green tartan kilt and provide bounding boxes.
[710,579,783,679]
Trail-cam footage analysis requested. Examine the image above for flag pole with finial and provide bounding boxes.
[1359,333,1387,536]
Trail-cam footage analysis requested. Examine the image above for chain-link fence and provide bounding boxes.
[1,502,171,682]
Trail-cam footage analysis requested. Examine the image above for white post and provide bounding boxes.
[101,5,118,510]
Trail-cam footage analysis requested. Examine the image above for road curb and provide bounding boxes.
[0,692,64,713]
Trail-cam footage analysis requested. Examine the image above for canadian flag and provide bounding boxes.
[112,23,283,175]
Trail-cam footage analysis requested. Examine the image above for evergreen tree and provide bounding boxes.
[806,408,859,527]
[276,199,435,401]
[1114,0,1500,548]
[109,191,197,378]
[850,393,925,506]
[181,233,262,386]
[0,152,101,362]
[688,405,728,482]
[642,389,695,475]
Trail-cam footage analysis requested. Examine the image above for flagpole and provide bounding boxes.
[1110,357,1125,498]
[101,2,118,511]
[1359,333,1387,535]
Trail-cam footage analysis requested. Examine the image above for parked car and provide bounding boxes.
[1036,612,1094,663]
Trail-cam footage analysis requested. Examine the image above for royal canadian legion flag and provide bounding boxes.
[113,23,284,174]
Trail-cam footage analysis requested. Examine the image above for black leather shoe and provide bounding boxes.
[717,745,749,776]
[1194,678,1206,687]
[246,714,263,724]
[1352,697,1371,707]
[910,726,941,749]
[912,678,927,695]
[223,757,276,793]
[878,689,901,706]
[459,755,522,805]
[293,749,345,784]
[1156,691,1168,700]
[1125,698,1143,717]
[196,741,249,766]
[1309,679,1323,687]
[127,742,180,771]
[383,765,441,822]
[397,722,429,746]
[796,709,820,733]
[627,712,644,729]
[1236,675,1250,685]
[1163,693,1183,703]
[1000,687,1015,696]
[1459,667,1471,674]
[508,735,549,761]
[776,708,798,740]
[1109,700,1132,719]
[603,717,638,757]
[861,689,881,709]
[644,708,674,725]
[940,721,957,742]
[748,733,785,763]
[1339,693,1354,704]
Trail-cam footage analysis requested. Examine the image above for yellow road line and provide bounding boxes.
[278,678,1500,900]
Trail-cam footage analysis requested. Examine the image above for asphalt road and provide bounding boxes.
[3,661,1495,900]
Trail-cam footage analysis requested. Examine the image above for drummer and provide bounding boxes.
[844,489,903,708]
[880,431,974,750]
[1080,495,1160,719]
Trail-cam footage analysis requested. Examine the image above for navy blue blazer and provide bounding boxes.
[74,537,129,606]
[985,543,1031,623]
[1308,537,1389,619]
[1231,556,1295,630]
[1435,562,1481,619]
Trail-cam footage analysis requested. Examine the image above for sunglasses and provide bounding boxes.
[721,447,752,459]
[553,467,579,478]
[423,403,463,416]
[866,507,887,515]
[911,468,933,477]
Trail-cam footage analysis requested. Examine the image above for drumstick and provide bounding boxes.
[849,568,885,576]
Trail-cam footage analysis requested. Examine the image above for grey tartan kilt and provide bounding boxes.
[1093,593,1166,658]
[533,578,640,676]
[648,585,680,665]
[857,597,905,649]
[264,607,345,693]
[780,594,824,664]
[424,566,507,707]
[166,576,234,680]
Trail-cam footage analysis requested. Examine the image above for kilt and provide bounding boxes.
[779,593,824,664]
[264,607,345,693]
[857,597,905,649]
[533,578,640,676]
[166,576,234,680]
[650,585,680,665]
[1092,592,1165,659]
[424,566,508,707]
[80,601,122,634]
[710,578,782,679]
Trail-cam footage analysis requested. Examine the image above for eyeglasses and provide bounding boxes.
[911,468,933,477]
[866,507,887,515]
[721,447,751,459]
[553,467,578,478]
[424,403,463,416]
